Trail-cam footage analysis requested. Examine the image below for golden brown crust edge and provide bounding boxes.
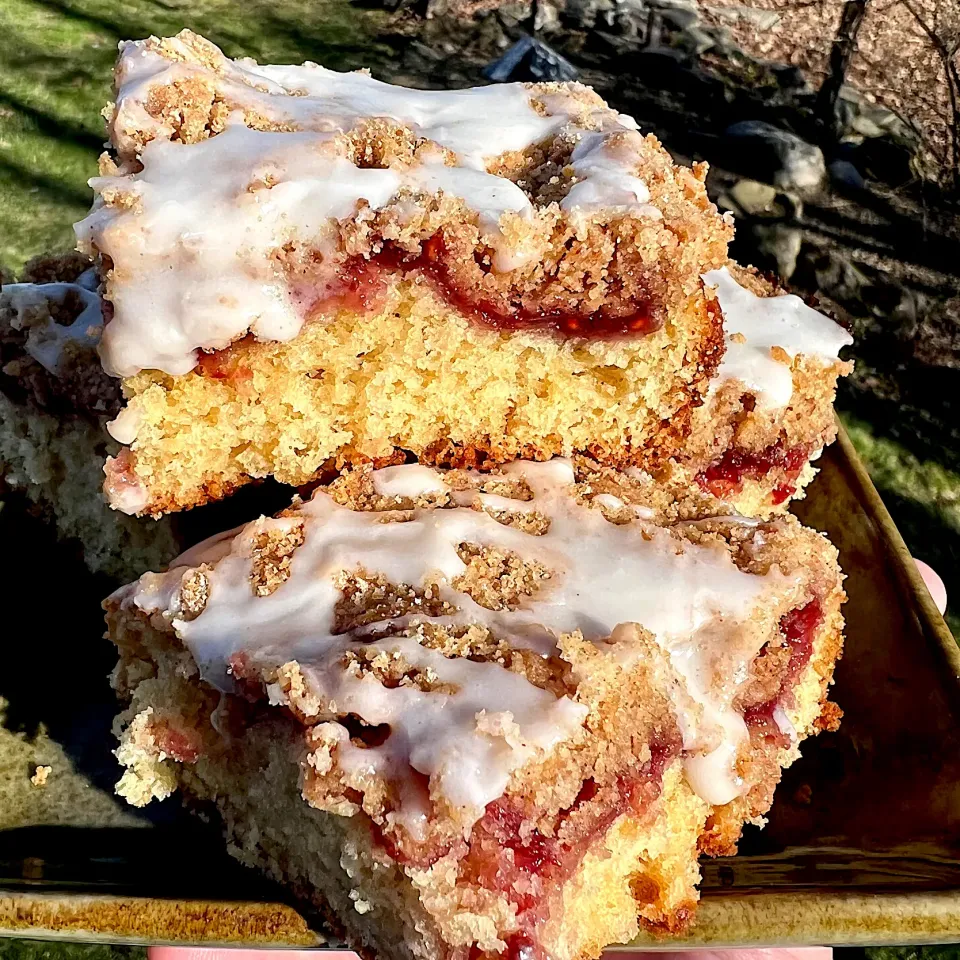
[699,581,846,858]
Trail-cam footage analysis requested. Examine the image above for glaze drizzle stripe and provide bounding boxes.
[115,460,808,822]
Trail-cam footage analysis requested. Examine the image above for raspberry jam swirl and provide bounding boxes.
[743,600,823,745]
[697,441,810,504]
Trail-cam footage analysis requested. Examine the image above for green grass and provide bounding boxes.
[866,950,960,960]
[842,418,960,532]
[842,411,960,637]
[0,0,393,275]
[0,943,143,960]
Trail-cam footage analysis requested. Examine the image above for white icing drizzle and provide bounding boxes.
[561,131,662,220]
[317,635,582,815]
[81,124,404,377]
[77,38,661,378]
[773,704,797,741]
[105,470,150,516]
[703,267,852,409]
[371,463,449,499]
[1,276,102,376]
[113,39,562,170]
[106,405,141,444]
[116,459,806,817]
[683,728,742,802]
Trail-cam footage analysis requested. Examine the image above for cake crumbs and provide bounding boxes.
[31,765,52,787]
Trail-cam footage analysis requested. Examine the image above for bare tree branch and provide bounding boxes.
[817,0,871,133]
[901,0,960,190]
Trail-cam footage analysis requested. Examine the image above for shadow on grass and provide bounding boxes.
[0,824,282,901]
[838,374,960,479]
[832,286,960,478]
[20,0,123,37]
[0,155,91,208]
[260,5,396,67]
[22,0,161,46]
[23,0,395,71]
[0,89,104,153]
[800,192,960,283]
[0,501,129,797]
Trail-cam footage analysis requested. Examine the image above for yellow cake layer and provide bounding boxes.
[108,277,718,516]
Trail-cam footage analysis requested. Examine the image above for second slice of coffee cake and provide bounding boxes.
[667,263,852,517]
[0,255,179,578]
[108,459,844,960]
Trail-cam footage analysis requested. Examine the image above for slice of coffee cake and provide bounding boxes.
[76,31,733,517]
[108,459,844,960]
[664,264,853,517]
[0,254,178,579]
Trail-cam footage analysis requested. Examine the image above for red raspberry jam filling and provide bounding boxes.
[197,233,663,386]
[363,235,661,337]
[148,719,203,764]
[697,441,810,504]
[743,599,823,746]
[251,233,662,352]
[364,740,676,958]
[460,740,676,960]
[195,339,254,382]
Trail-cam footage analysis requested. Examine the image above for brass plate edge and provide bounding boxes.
[0,890,322,947]
[834,423,960,700]
[621,888,960,949]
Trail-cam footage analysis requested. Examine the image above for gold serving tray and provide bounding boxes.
[2,426,959,948]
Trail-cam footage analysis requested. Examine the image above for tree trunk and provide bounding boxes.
[817,0,870,133]
[527,0,540,34]
[901,0,960,192]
